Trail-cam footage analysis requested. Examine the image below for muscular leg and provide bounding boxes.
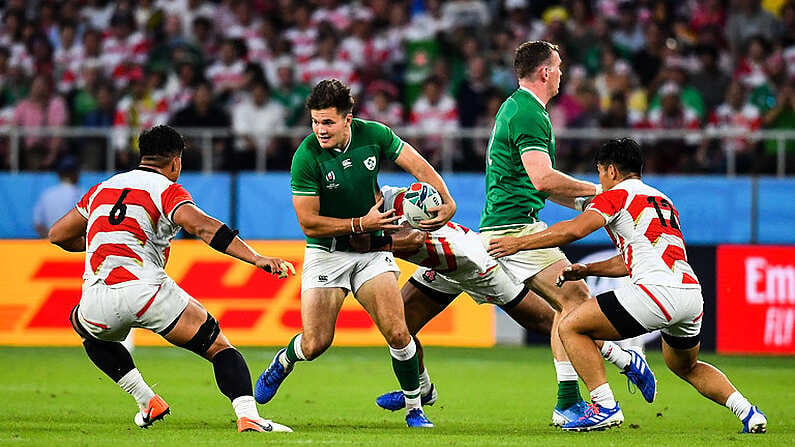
[401,281,451,370]
[356,272,423,412]
[503,287,555,336]
[162,298,269,423]
[661,340,736,405]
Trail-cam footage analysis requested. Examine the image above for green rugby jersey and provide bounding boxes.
[291,118,405,251]
[479,87,556,231]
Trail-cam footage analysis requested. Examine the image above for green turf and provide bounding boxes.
[0,346,793,446]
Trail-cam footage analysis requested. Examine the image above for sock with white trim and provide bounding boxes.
[601,341,632,371]
[390,339,421,411]
[117,368,156,410]
[725,391,752,420]
[590,383,617,409]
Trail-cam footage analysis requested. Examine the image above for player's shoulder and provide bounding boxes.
[294,134,321,159]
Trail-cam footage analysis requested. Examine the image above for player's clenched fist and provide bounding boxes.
[555,263,587,287]
[256,256,296,279]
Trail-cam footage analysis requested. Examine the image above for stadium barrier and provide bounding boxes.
[1,126,794,176]
[3,172,794,244]
[0,240,492,347]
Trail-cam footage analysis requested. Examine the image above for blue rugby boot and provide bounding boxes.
[562,402,624,432]
[621,347,657,403]
[255,348,293,404]
[551,400,589,427]
[405,408,434,428]
[376,384,438,411]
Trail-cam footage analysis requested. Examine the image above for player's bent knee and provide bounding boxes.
[179,312,221,358]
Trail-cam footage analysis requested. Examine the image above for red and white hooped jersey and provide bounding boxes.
[585,179,700,288]
[380,186,495,281]
[75,168,193,287]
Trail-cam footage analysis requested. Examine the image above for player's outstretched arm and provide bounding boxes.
[48,208,87,252]
[555,255,628,287]
[173,203,294,278]
[293,195,401,238]
[394,143,456,231]
[487,210,605,258]
[521,151,600,202]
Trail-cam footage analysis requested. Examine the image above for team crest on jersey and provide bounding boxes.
[422,270,438,282]
[363,156,377,171]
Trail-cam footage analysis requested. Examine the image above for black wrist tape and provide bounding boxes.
[371,234,392,251]
[209,224,239,252]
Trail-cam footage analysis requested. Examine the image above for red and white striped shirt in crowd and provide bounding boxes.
[410,95,459,133]
[707,102,761,153]
[585,178,700,288]
[359,100,404,128]
[101,31,150,76]
[339,35,390,69]
[311,5,352,30]
[299,57,360,94]
[76,168,193,287]
[284,27,317,63]
[205,60,246,91]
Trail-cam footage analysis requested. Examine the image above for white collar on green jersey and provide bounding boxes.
[519,86,546,109]
[333,124,354,153]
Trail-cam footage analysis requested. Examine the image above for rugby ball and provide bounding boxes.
[402,182,442,228]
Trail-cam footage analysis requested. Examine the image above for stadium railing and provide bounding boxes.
[1,126,793,176]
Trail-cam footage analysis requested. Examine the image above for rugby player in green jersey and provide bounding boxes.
[254,79,455,428]
[478,41,656,427]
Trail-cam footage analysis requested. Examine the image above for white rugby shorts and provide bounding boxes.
[301,248,401,294]
[410,264,524,306]
[605,283,704,339]
[480,222,568,284]
[76,278,190,342]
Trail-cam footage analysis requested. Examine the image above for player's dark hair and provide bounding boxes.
[595,138,644,176]
[514,40,559,80]
[305,78,355,116]
[138,125,184,165]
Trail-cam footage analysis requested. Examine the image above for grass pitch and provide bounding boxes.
[0,345,793,446]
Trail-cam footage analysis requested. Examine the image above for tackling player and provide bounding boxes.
[355,185,653,412]
[254,79,456,428]
[488,138,767,433]
[48,125,294,433]
[478,40,655,426]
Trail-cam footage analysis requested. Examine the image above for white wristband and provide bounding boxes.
[574,196,592,212]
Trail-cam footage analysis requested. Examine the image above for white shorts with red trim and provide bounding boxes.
[77,278,190,342]
[613,283,704,339]
[480,222,568,284]
[410,264,524,306]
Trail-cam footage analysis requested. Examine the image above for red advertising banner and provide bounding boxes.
[0,240,493,347]
[717,245,795,354]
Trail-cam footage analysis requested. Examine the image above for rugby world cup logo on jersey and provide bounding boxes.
[364,156,377,171]
[325,170,340,190]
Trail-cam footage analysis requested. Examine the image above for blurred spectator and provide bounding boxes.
[761,84,795,171]
[734,35,771,88]
[456,56,492,128]
[360,81,403,128]
[231,81,285,170]
[205,39,246,98]
[631,22,665,86]
[691,45,731,114]
[271,57,311,127]
[189,15,217,59]
[32,156,81,238]
[441,0,490,29]
[601,92,632,128]
[612,1,645,56]
[169,81,230,170]
[81,82,116,170]
[649,66,706,120]
[12,74,68,170]
[81,0,113,31]
[102,12,150,84]
[645,82,702,173]
[570,82,603,128]
[725,0,782,58]
[163,63,199,115]
[300,33,360,96]
[410,76,458,166]
[112,68,168,167]
[285,4,318,63]
[701,81,762,172]
[311,0,352,31]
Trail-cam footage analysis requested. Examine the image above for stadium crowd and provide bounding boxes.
[0,0,793,173]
